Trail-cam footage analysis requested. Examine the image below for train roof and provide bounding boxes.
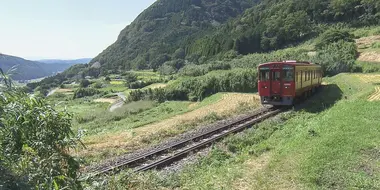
[259,61,320,67]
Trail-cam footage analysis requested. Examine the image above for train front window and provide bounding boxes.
[272,71,281,81]
[260,70,270,81]
[283,70,294,81]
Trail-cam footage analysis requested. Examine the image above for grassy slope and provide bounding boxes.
[257,74,380,189]
[112,73,380,190]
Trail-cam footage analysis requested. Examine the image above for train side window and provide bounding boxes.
[304,71,307,81]
[295,72,298,82]
[260,70,270,81]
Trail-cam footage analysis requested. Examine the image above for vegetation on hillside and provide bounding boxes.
[189,0,379,57]
[0,70,82,189]
[128,68,257,102]
[90,0,259,73]
[89,0,379,74]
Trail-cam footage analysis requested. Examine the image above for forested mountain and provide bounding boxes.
[189,0,380,56]
[90,0,379,75]
[90,0,260,73]
[0,53,78,80]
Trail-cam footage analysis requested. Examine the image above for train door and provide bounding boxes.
[270,69,281,95]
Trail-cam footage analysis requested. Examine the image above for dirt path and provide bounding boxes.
[109,92,127,112]
[47,88,58,97]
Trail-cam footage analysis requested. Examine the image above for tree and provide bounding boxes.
[173,48,185,59]
[122,72,138,83]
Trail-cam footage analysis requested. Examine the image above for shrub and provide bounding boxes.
[356,61,380,73]
[93,81,103,89]
[122,72,137,83]
[80,79,91,88]
[178,62,231,77]
[312,40,358,76]
[371,42,380,49]
[73,87,101,99]
[315,29,355,50]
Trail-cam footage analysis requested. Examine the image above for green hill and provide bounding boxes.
[90,0,260,72]
[0,53,79,81]
[90,0,379,74]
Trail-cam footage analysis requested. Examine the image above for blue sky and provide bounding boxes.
[0,0,156,60]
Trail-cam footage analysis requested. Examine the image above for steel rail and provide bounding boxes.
[84,107,282,178]
[134,108,282,172]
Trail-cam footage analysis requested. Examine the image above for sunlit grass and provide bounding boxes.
[110,80,124,85]
[95,74,380,189]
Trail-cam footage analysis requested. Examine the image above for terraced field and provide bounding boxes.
[368,86,380,101]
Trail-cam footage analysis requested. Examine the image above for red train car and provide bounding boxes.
[258,61,322,106]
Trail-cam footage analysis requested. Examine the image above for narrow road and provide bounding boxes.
[109,92,126,112]
[47,88,58,97]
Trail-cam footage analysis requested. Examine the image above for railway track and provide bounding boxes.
[83,106,284,179]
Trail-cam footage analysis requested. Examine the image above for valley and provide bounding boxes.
[1,0,380,189]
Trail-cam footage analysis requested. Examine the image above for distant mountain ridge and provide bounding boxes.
[0,53,88,80]
[38,58,92,64]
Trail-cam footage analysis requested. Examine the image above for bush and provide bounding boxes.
[356,61,380,73]
[122,72,138,83]
[178,62,231,77]
[371,42,380,49]
[315,29,355,50]
[158,64,176,75]
[80,79,91,88]
[73,87,101,99]
[93,81,103,89]
[312,40,358,76]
